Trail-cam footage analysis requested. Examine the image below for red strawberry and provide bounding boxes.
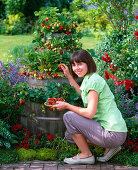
[42,23,45,27]
[58,64,62,70]
[21,100,25,106]
[41,47,44,50]
[23,71,26,75]
[59,50,63,54]
[47,72,51,75]
[34,47,37,51]
[49,107,53,111]
[26,73,30,76]
[54,73,58,78]
[40,75,43,79]
[47,46,51,49]
[41,33,44,36]
[66,31,69,35]
[75,24,78,27]
[59,26,63,30]
[47,25,50,29]
[18,72,22,76]
[45,18,48,22]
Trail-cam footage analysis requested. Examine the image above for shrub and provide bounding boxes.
[36,148,57,161]
[17,148,36,161]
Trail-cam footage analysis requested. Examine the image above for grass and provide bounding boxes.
[0,34,33,63]
[0,34,101,63]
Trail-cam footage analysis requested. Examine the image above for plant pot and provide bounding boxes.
[20,102,66,137]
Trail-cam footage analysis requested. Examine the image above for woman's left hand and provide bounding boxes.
[51,101,69,111]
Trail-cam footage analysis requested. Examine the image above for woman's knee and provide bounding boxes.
[63,111,76,122]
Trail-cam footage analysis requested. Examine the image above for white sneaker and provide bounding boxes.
[97,146,121,162]
[64,154,95,164]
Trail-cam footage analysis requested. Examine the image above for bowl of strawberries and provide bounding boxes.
[44,97,64,107]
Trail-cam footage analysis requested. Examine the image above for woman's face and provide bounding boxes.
[72,61,88,77]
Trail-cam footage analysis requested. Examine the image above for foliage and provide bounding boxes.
[94,16,137,97]
[0,149,18,164]
[73,0,136,33]
[3,12,32,35]
[0,61,29,123]
[21,7,82,76]
[17,148,36,161]
[0,120,18,149]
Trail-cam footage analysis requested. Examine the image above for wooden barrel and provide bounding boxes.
[28,77,69,89]
[20,102,66,137]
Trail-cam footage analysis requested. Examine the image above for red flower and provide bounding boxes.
[47,134,54,141]
[36,131,42,138]
[21,99,26,106]
[11,123,22,131]
[136,37,138,40]
[17,143,22,149]
[18,72,22,76]
[34,139,40,146]
[26,131,30,136]
[104,70,110,80]
[135,16,138,20]
[104,53,108,56]
[23,144,29,150]
[134,31,138,36]
[3,89,5,92]
[124,79,135,90]
[66,31,70,35]
[59,26,63,30]
[22,137,29,144]
[42,23,45,27]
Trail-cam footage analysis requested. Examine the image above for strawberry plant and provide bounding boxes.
[21,7,83,78]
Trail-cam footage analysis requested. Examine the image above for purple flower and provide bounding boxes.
[135,103,138,110]
[124,10,128,14]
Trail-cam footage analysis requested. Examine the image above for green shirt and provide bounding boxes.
[80,73,127,132]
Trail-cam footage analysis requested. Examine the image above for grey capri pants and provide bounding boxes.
[63,111,127,148]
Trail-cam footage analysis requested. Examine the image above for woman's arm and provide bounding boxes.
[52,90,98,119]
[61,64,81,95]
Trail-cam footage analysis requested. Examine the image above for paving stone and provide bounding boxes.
[101,163,115,170]
[87,164,101,170]
[44,163,58,170]
[114,165,138,170]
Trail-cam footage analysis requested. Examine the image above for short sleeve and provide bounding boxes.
[85,76,106,95]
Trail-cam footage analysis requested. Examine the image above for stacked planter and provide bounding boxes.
[21,7,82,137]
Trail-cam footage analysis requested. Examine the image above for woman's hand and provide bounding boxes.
[51,101,69,111]
[61,64,72,79]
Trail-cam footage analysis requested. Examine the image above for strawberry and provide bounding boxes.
[41,33,44,36]
[58,64,62,70]
[47,72,51,75]
[41,47,44,50]
[21,100,25,106]
[54,73,58,78]
[47,46,51,49]
[59,50,63,54]
[45,18,48,22]
[40,75,43,79]
[59,26,63,30]
[42,23,45,27]
[26,73,30,76]
[23,71,26,75]
[66,31,69,35]
[49,107,53,111]
[18,72,22,76]
[47,25,50,29]
[75,24,78,27]
[34,47,37,51]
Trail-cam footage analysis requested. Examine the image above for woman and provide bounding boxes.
[52,49,127,164]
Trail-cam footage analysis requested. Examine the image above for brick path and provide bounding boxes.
[0,160,137,170]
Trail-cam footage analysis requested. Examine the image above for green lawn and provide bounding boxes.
[0,34,101,63]
[0,34,33,63]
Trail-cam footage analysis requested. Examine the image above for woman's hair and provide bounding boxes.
[69,49,97,79]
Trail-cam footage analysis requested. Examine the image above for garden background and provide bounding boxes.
[0,0,137,166]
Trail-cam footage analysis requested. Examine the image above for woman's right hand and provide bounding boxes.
[61,64,72,79]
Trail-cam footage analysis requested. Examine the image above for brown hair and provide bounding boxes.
[69,49,97,79]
